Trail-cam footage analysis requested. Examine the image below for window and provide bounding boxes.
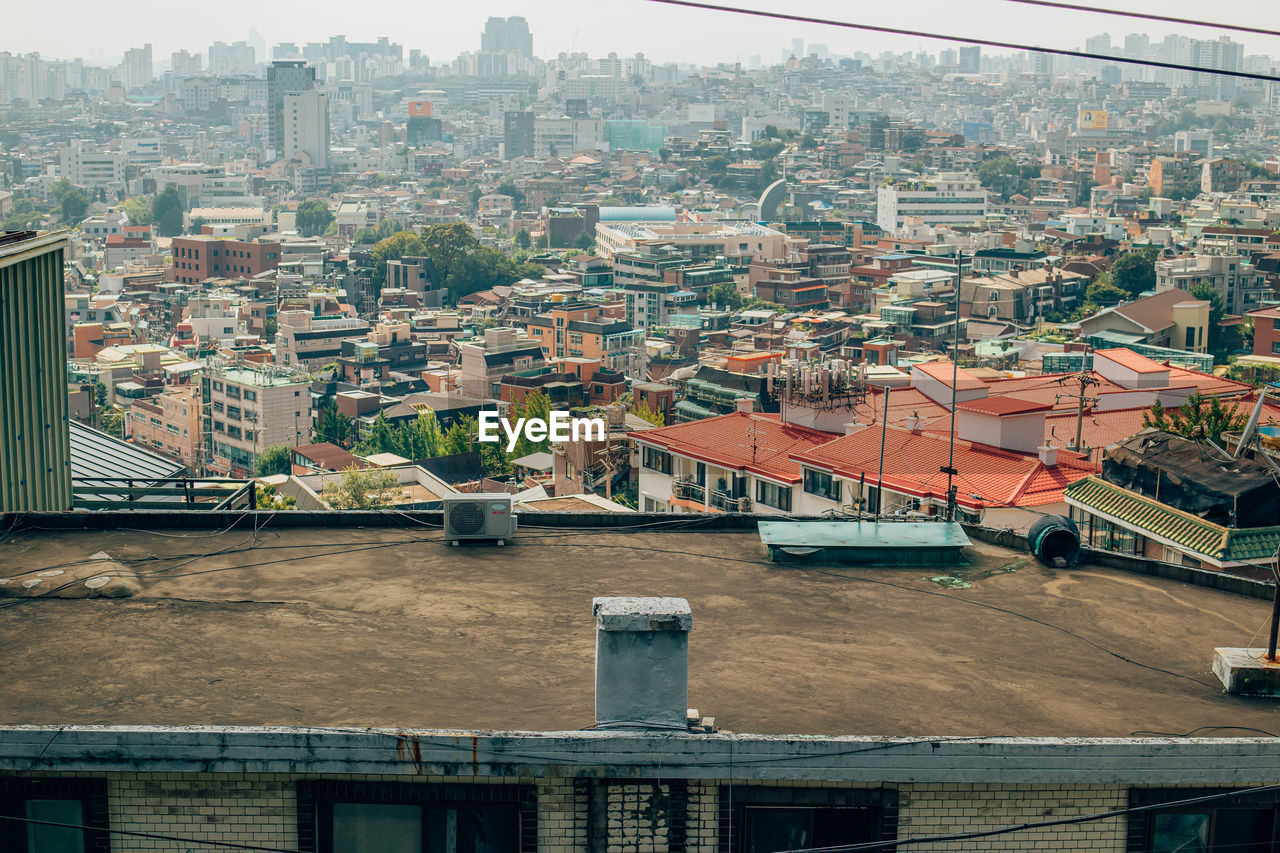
[722,786,896,853]
[642,445,673,475]
[296,781,536,853]
[226,385,241,398]
[1128,788,1280,853]
[755,480,793,511]
[0,778,109,852]
[803,469,842,502]
[226,406,241,421]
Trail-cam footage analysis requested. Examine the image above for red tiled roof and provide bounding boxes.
[792,426,1093,509]
[1094,348,1169,374]
[912,361,985,390]
[629,412,836,483]
[955,396,1052,416]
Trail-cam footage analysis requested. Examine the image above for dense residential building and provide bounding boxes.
[171,236,282,285]
[876,173,989,233]
[200,362,313,477]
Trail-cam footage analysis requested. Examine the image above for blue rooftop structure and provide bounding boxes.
[598,206,677,222]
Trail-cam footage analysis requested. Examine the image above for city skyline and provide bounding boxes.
[5,0,1280,68]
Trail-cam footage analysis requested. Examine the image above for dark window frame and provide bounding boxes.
[585,778,688,853]
[1126,787,1280,853]
[0,777,110,853]
[296,780,537,853]
[717,785,897,853]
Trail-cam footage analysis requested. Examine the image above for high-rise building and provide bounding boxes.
[481,16,533,58]
[170,50,202,76]
[503,110,535,159]
[1084,34,1112,57]
[282,89,330,168]
[0,231,72,512]
[1189,36,1243,100]
[958,45,981,74]
[121,44,152,90]
[208,40,256,76]
[268,60,316,158]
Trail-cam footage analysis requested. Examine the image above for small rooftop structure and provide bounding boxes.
[759,520,971,565]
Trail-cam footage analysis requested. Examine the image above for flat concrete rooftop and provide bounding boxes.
[0,523,1275,737]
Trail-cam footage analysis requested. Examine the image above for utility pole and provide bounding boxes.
[942,250,964,522]
[875,385,890,521]
[1057,350,1099,457]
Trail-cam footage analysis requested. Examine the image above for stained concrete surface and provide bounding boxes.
[0,525,1274,737]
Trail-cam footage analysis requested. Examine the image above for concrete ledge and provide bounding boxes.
[3,726,1280,783]
[1213,647,1280,696]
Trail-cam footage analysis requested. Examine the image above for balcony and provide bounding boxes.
[672,478,706,504]
[711,490,751,513]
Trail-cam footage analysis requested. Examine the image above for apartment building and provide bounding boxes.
[127,385,202,473]
[631,410,835,513]
[524,299,643,377]
[454,326,546,397]
[594,220,787,263]
[200,363,313,477]
[1156,248,1269,315]
[171,236,282,285]
[275,310,370,368]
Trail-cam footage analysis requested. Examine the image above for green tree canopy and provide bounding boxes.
[977,155,1026,199]
[60,189,88,224]
[371,230,427,293]
[152,185,184,236]
[312,400,356,448]
[1109,250,1157,298]
[122,196,152,226]
[296,199,334,237]
[1085,276,1130,307]
[255,444,292,476]
[1142,392,1247,443]
[321,465,400,509]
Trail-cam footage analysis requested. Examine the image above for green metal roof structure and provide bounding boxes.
[1065,475,1280,566]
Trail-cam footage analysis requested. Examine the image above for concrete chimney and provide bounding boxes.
[594,597,692,729]
[735,397,754,414]
[1038,444,1059,467]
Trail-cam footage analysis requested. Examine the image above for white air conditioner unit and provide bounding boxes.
[442,493,517,546]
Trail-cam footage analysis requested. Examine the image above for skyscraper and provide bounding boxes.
[1189,36,1243,100]
[121,44,153,90]
[958,45,981,74]
[0,231,72,512]
[481,16,533,58]
[268,60,316,158]
[282,89,330,168]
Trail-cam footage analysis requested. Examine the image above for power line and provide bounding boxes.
[1001,0,1280,40]
[641,0,1280,82]
[0,814,301,853]
[782,783,1280,851]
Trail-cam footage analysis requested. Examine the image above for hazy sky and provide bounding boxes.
[5,0,1278,67]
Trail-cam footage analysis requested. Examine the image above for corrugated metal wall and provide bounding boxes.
[0,232,72,511]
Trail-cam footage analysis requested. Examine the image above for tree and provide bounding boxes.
[658,147,671,163]
[152,185,184,236]
[630,397,665,427]
[800,134,818,150]
[321,465,400,509]
[1143,392,1247,443]
[255,444,292,476]
[122,196,152,226]
[60,189,87,224]
[977,155,1024,199]
[514,228,532,249]
[99,407,125,438]
[1109,250,1157,298]
[371,229,427,294]
[507,391,553,459]
[296,199,334,237]
[255,484,297,510]
[442,415,476,457]
[1085,276,1130,307]
[313,401,356,448]
[750,139,784,160]
[709,281,744,311]
[1164,180,1201,202]
[573,232,595,252]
